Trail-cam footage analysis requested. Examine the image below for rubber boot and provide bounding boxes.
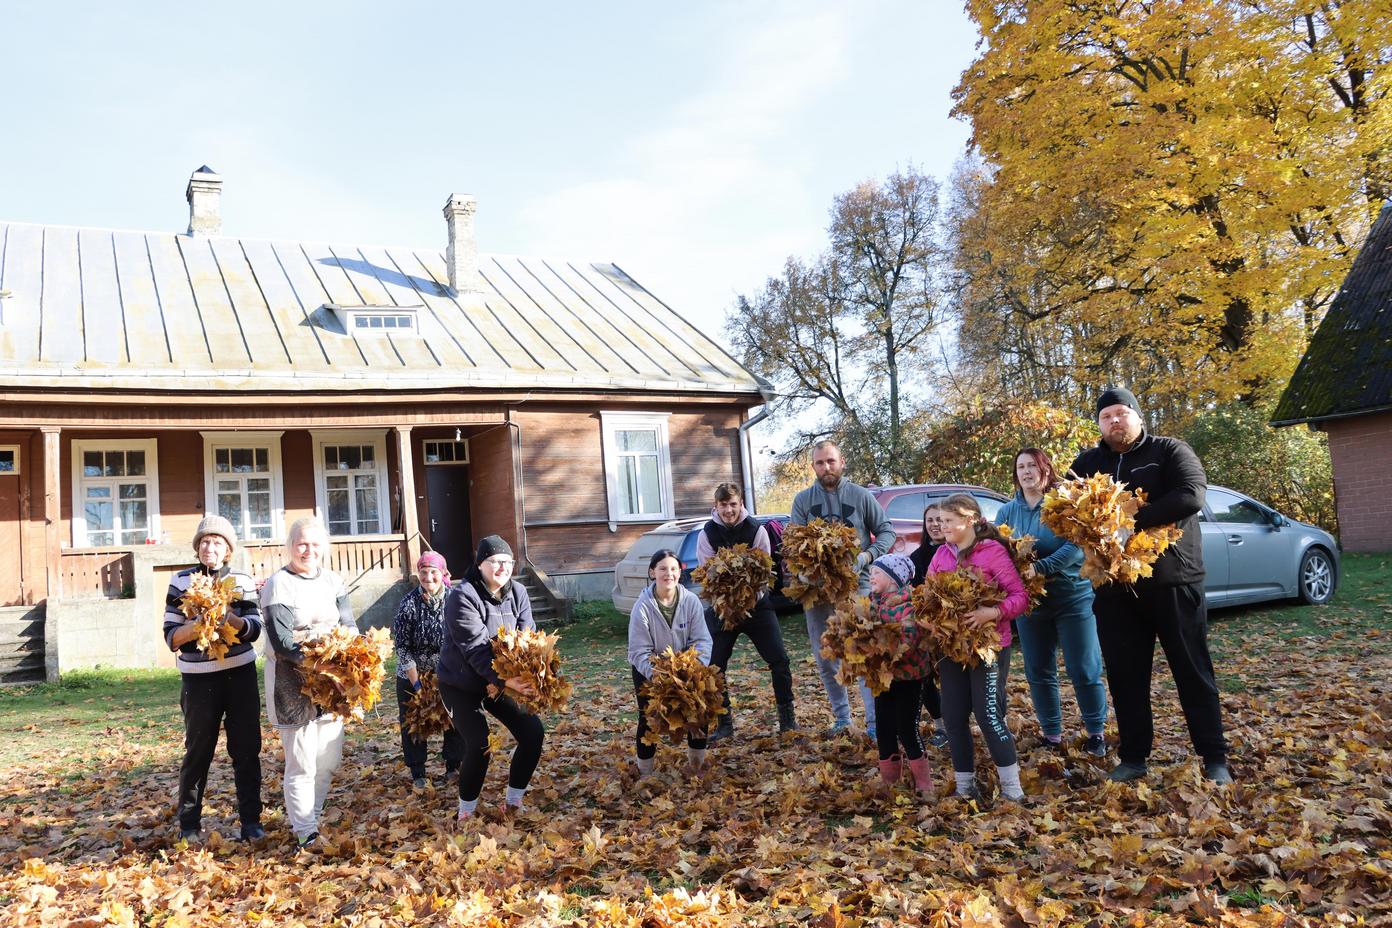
[877,754,903,790]
[777,701,798,733]
[907,756,935,798]
[708,691,734,744]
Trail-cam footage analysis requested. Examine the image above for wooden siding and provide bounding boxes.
[0,430,47,605]
[57,550,134,600]
[515,410,607,523]
[525,523,653,573]
[469,425,519,555]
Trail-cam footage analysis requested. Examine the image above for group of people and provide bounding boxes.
[163,384,1233,848]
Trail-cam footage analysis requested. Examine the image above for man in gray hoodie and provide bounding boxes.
[790,440,895,736]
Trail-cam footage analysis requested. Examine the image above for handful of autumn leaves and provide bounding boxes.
[911,569,1008,668]
[1042,474,1184,587]
[179,574,242,661]
[641,647,726,746]
[489,627,573,714]
[819,596,905,696]
[691,543,775,630]
[299,626,393,722]
[997,524,1047,612]
[402,671,452,740]
[782,519,861,609]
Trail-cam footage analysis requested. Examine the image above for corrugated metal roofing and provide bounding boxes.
[1273,204,1392,425]
[0,220,761,396]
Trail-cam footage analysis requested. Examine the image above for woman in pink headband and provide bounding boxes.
[391,550,462,788]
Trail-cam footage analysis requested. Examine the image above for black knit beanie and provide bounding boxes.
[474,534,514,564]
[1095,386,1141,416]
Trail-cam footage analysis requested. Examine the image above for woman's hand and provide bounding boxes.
[504,676,536,697]
[965,607,999,630]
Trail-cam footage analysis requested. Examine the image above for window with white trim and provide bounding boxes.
[201,432,286,542]
[71,439,161,547]
[311,431,391,536]
[423,439,469,465]
[600,412,674,521]
[0,445,18,476]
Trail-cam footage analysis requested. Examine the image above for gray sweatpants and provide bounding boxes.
[939,646,1017,772]
[806,598,876,730]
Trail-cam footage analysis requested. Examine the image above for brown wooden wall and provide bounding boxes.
[469,425,519,555]
[0,430,47,605]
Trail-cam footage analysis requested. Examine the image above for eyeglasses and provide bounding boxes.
[483,557,515,569]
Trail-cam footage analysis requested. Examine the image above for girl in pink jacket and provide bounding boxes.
[927,493,1029,802]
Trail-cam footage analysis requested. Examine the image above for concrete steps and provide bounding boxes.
[0,605,46,685]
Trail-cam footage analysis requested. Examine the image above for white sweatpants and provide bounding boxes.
[278,715,345,839]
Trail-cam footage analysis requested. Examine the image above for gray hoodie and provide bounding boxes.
[790,477,895,580]
[627,583,712,679]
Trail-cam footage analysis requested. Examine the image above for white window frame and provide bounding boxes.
[0,444,19,476]
[310,430,392,537]
[328,304,422,335]
[599,411,675,523]
[70,438,162,548]
[201,431,286,542]
[422,439,470,466]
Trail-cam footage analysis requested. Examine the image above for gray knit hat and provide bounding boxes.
[192,515,237,556]
[871,553,914,589]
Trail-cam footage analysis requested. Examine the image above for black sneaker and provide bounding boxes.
[1203,762,1235,785]
[239,823,266,841]
[1083,734,1107,757]
[179,826,201,843]
[296,832,320,850]
[927,730,949,750]
[707,717,734,745]
[412,777,428,789]
[1106,761,1148,782]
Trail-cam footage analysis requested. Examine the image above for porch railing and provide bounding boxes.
[57,550,136,600]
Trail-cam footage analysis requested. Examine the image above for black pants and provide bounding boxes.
[439,680,545,802]
[873,679,924,761]
[177,662,262,830]
[939,647,1018,772]
[705,599,794,706]
[396,676,465,778]
[920,675,942,719]
[632,667,709,760]
[1094,581,1228,766]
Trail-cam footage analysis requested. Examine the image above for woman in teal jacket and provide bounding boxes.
[995,448,1109,756]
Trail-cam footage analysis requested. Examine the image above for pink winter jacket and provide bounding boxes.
[926,538,1029,648]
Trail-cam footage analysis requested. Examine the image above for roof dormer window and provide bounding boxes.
[327,304,421,335]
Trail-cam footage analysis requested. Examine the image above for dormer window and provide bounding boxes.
[327,304,421,335]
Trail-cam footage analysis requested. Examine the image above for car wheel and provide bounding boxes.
[1297,548,1335,605]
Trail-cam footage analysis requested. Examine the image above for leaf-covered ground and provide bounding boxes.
[2,556,1390,927]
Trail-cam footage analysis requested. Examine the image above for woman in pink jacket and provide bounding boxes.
[927,493,1029,802]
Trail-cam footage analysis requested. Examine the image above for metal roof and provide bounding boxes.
[0,221,761,397]
[1272,203,1392,426]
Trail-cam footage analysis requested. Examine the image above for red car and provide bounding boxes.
[866,483,1011,555]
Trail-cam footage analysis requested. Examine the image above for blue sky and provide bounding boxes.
[0,0,978,345]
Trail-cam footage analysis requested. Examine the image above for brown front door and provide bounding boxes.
[426,465,473,576]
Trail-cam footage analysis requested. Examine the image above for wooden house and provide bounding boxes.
[0,168,768,681]
[1273,202,1392,553]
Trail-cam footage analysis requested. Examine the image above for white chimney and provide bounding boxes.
[443,193,481,293]
[186,165,223,236]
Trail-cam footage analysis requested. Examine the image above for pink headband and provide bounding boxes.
[417,551,450,584]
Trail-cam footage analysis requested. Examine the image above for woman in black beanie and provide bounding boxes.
[436,534,545,823]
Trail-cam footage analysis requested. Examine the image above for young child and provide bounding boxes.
[868,553,935,796]
[927,493,1030,802]
[627,549,715,775]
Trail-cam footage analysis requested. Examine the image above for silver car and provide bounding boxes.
[1200,485,1339,608]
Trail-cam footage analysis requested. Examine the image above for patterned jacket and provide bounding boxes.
[392,585,447,679]
[876,585,930,681]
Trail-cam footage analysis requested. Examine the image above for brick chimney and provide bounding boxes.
[443,193,481,293]
[186,165,223,236]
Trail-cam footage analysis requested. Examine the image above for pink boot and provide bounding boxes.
[907,756,935,797]
[878,754,903,790]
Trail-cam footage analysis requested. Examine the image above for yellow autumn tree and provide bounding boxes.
[951,0,1390,425]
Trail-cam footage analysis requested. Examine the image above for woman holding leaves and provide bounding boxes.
[392,550,465,788]
[867,553,935,797]
[261,517,358,850]
[162,515,264,843]
[995,448,1108,757]
[437,534,543,822]
[628,549,714,776]
[927,494,1029,802]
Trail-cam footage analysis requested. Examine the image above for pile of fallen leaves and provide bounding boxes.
[177,574,242,661]
[818,595,906,696]
[996,524,1047,612]
[299,626,393,722]
[691,544,775,630]
[1042,473,1185,586]
[402,671,452,741]
[911,568,1008,667]
[782,519,861,609]
[641,647,727,746]
[490,627,573,714]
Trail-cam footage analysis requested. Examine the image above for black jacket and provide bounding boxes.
[436,568,535,694]
[910,541,942,587]
[1069,430,1207,589]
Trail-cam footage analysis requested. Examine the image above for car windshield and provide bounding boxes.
[678,530,700,567]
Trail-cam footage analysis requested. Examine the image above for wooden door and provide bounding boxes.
[426,465,473,576]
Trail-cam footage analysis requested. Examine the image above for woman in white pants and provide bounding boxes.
[261,517,357,849]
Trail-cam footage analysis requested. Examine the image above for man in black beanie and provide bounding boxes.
[1068,387,1233,785]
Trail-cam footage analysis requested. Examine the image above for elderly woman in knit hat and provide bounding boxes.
[436,534,544,823]
[392,550,464,788]
[162,515,265,843]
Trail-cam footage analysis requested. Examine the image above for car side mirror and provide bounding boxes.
[1269,512,1286,530]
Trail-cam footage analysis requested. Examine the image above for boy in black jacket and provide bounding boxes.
[1069,387,1233,785]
